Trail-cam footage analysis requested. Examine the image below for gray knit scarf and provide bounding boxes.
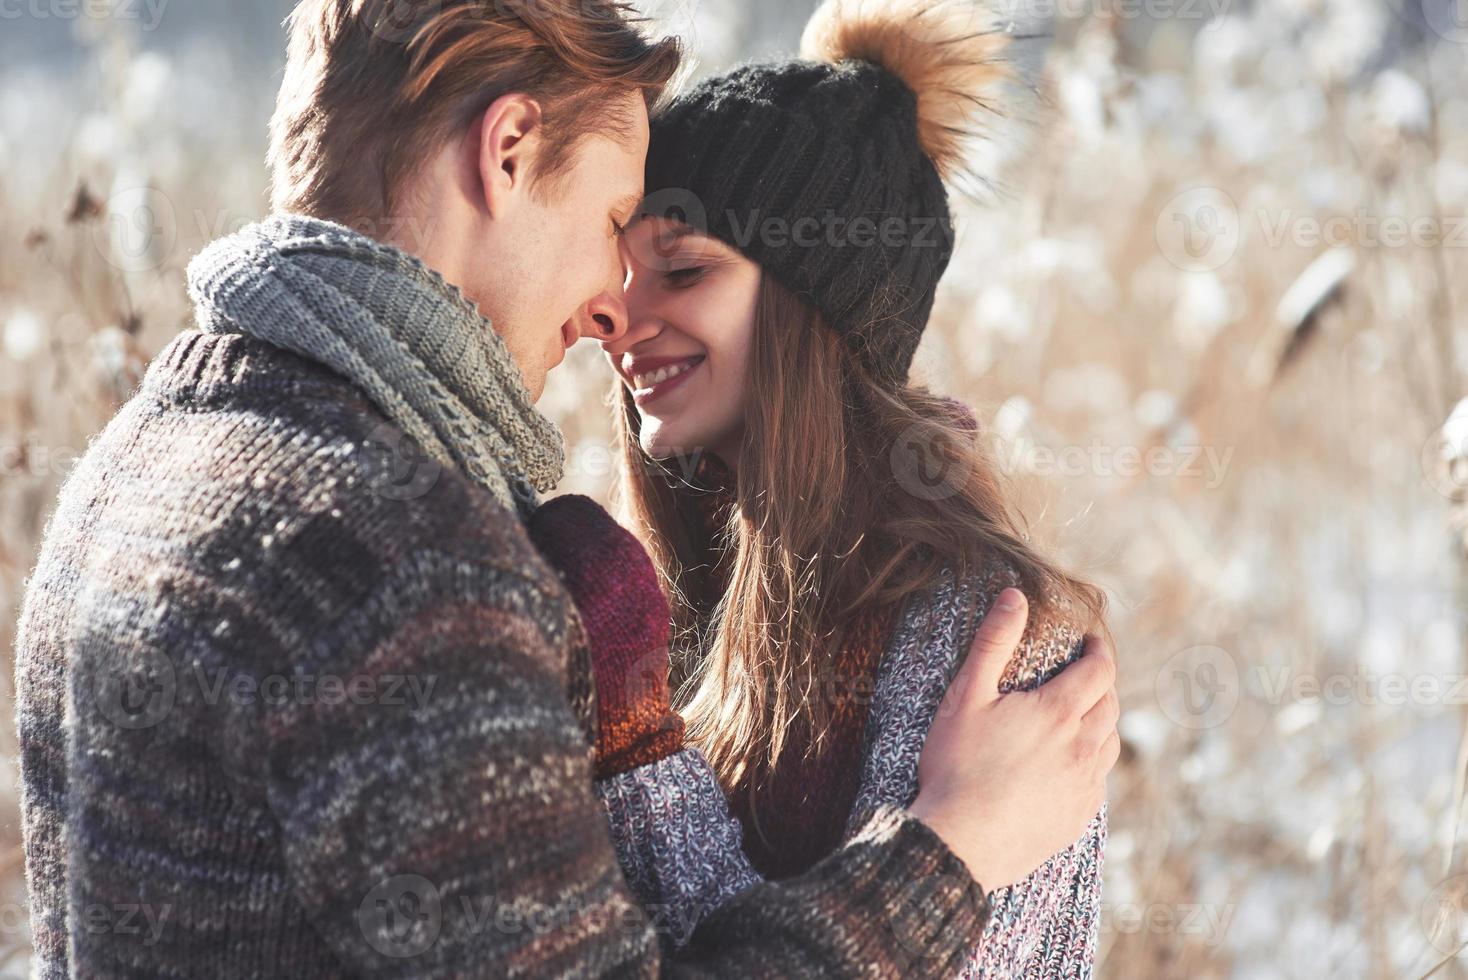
[186,214,565,515]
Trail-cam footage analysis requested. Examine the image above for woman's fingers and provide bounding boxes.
[947,588,1030,709]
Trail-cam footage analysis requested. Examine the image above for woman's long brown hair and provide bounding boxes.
[614,275,1106,790]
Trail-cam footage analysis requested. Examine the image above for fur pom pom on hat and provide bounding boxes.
[800,0,1015,184]
[640,0,1019,386]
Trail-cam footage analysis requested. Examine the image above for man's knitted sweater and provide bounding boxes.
[14,256,991,975]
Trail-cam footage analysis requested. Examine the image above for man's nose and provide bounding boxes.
[577,289,629,345]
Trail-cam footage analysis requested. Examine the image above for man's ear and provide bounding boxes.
[476,93,544,220]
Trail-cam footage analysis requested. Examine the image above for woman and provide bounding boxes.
[550,0,1114,974]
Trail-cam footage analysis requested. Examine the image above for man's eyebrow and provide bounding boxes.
[613,192,641,223]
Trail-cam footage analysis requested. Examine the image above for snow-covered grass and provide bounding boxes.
[1,2,1465,976]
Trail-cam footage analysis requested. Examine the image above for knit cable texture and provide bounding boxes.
[187,213,564,514]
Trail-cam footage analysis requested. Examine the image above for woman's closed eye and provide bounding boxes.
[665,266,707,288]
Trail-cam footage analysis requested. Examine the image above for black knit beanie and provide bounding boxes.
[638,0,1015,388]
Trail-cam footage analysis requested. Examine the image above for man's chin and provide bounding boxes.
[528,355,565,403]
[509,353,547,402]
[522,347,567,403]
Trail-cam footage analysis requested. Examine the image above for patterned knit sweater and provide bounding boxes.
[14,318,994,971]
[597,472,1107,978]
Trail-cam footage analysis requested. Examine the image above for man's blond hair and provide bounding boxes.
[269,0,681,224]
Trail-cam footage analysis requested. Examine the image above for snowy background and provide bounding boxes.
[2,0,1467,976]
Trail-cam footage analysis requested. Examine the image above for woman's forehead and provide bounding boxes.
[626,215,729,265]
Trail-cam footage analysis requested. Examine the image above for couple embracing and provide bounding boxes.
[15,0,1119,976]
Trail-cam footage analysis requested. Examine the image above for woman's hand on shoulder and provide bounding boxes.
[908,588,1119,891]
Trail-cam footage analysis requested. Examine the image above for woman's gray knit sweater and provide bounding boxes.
[13,217,993,978]
[598,566,1108,979]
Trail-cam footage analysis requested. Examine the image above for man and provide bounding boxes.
[15,1,1118,976]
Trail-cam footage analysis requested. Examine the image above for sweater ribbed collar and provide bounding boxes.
[185,213,564,516]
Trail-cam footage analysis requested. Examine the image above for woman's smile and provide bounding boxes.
[627,354,706,406]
